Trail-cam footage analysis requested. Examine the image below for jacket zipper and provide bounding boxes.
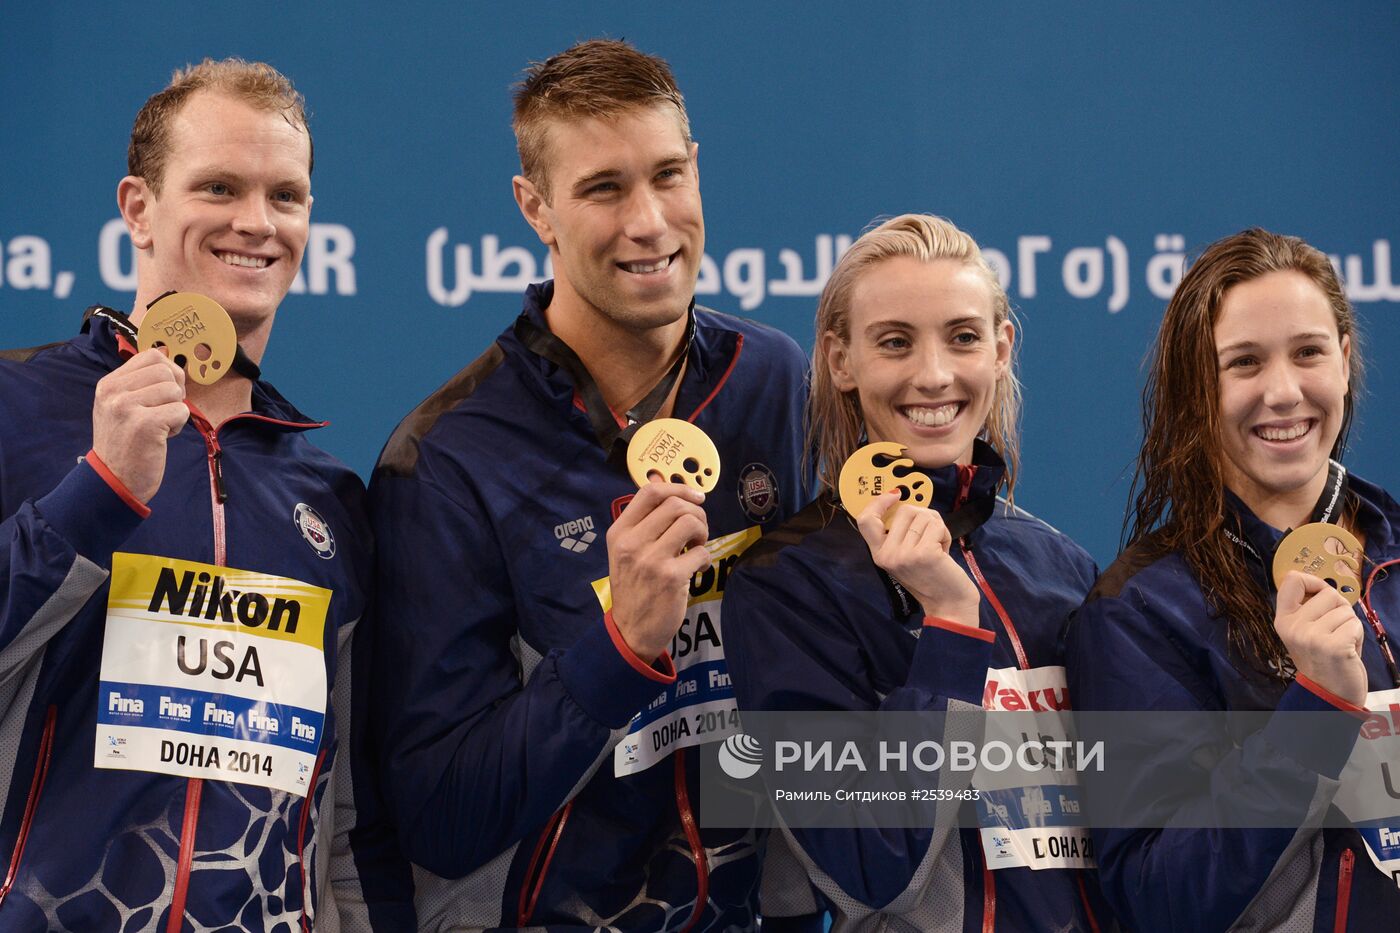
[961,545,1030,671]
[297,748,328,933]
[520,334,741,929]
[673,748,709,933]
[516,802,574,925]
[0,705,57,908]
[1334,847,1354,932]
[166,411,227,933]
[953,466,1029,670]
[1075,871,1102,933]
[1360,557,1400,688]
[955,465,1015,933]
[516,751,712,931]
[981,861,996,933]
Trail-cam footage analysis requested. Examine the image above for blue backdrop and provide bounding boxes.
[3,2,1397,565]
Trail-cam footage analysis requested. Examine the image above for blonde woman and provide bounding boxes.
[725,214,1112,931]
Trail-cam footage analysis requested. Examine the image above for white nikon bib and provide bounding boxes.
[95,553,331,797]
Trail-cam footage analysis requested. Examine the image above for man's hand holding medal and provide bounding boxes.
[607,418,723,664]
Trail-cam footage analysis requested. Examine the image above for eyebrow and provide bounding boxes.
[862,315,987,338]
[863,319,911,337]
[188,169,309,192]
[569,154,690,195]
[1216,331,1334,356]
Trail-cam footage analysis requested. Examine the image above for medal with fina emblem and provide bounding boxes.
[1272,522,1363,605]
[839,441,933,526]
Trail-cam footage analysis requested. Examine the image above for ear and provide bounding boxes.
[117,175,155,251]
[994,318,1015,378]
[689,140,700,182]
[513,175,556,248]
[822,330,857,393]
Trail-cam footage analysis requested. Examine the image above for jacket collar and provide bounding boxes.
[1222,459,1350,570]
[1220,461,1400,591]
[1222,487,1289,572]
[512,280,732,424]
[1349,474,1400,552]
[923,438,1005,522]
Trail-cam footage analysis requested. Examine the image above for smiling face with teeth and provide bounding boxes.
[1214,269,1351,525]
[119,90,312,349]
[513,104,702,345]
[824,256,1013,470]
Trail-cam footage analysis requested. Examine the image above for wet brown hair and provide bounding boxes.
[1127,227,1361,679]
[128,57,312,194]
[512,39,689,203]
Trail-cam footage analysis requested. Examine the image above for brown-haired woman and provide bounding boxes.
[724,214,1114,931]
[1066,227,1400,931]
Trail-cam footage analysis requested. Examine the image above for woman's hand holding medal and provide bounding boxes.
[856,491,980,628]
[1274,570,1367,707]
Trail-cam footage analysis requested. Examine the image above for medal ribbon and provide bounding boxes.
[1223,459,1349,571]
[513,309,695,468]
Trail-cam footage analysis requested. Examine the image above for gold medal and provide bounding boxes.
[1272,522,1364,605]
[625,418,721,492]
[838,442,933,525]
[137,292,238,386]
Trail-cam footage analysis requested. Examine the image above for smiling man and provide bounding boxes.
[358,39,812,931]
[0,59,371,930]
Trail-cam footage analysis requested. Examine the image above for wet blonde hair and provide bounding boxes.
[810,213,1020,497]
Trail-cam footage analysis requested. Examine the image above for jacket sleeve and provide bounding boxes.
[1065,591,1363,933]
[724,561,993,912]
[365,467,677,879]
[0,456,145,696]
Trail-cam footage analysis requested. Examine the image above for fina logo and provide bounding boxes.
[718,733,764,780]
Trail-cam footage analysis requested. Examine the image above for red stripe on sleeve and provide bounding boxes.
[85,450,152,519]
[923,616,996,643]
[605,610,678,683]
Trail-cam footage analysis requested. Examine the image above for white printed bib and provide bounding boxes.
[975,665,1095,870]
[1334,686,1400,885]
[594,527,760,776]
[95,553,330,797]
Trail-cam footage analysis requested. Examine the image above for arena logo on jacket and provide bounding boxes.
[975,665,1095,871]
[1334,686,1400,884]
[592,526,762,776]
[95,553,330,797]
